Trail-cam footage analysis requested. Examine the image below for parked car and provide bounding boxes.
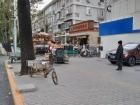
[106,43,140,66]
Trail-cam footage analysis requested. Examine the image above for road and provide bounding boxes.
[0,56,14,105]
[11,57,140,105]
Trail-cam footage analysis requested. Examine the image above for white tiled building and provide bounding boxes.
[32,0,105,35]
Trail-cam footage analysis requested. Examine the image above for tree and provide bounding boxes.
[18,0,43,75]
[18,0,35,75]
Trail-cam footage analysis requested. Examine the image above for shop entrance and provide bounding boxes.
[68,35,88,45]
[79,38,87,45]
[77,35,88,45]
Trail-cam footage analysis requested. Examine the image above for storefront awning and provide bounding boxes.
[76,36,87,38]
[69,31,94,37]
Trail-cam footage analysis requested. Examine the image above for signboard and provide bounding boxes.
[69,20,94,33]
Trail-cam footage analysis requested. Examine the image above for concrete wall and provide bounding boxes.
[100,33,140,58]
[106,0,140,26]
[88,32,98,45]
[99,0,140,58]
[106,0,135,20]
[73,0,104,23]
[75,5,99,22]
[99,16,140,58]
[133,12,140,30]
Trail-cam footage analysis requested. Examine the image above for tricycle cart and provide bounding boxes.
[27,53,58,85]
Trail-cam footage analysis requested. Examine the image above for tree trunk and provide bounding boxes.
[18,0,35,75]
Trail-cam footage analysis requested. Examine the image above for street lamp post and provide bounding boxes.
[13,0,17,54]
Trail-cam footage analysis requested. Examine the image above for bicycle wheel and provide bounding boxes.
[52,71,58,85]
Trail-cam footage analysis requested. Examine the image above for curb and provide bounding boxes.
[4,60,25,105]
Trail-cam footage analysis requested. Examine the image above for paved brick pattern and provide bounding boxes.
[11,57,140,105]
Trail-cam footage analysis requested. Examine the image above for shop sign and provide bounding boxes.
[69,20,94,33]
[76,36,87,38]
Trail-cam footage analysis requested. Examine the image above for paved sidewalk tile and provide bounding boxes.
[10,57,140,105]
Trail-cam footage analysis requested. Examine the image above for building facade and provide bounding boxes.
[99,0,140,58]
[32,0,105,36]
[32,11,45,33]
[69,20,99,45]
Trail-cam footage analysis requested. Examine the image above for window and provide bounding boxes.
[100,0,104,2]
[66,0,69,2]
[61,9,65,19]
[56,12,61,20]
[66,6,72,15]
[86,7,91,15]
[112,0,119,3]
[86,0,90,3]
[75,13,80,17]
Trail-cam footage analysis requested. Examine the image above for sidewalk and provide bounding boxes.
[6,57,81,105]
[5,57,140,105]
[0,57,14,105]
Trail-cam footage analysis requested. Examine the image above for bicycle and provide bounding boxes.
[45,53,58,85]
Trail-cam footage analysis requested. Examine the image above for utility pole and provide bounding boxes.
[13,0,17,54]
[65,32,67,44]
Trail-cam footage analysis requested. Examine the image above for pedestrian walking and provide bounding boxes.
[116,40,123,70]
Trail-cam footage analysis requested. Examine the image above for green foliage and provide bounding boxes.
[30,0,43,17]
[0,0,42,43]
[0,0,14,43]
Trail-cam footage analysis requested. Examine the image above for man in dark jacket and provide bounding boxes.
[116,40,123,70]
